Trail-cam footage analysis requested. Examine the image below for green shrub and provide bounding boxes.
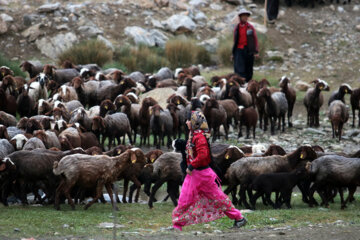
[196,46,213,67]
[0,53,26,78]
[254,32,267,65]
[103,61,128,73]
[114,45,169,73]
[57,39,113,67]
[216,34,233,67]
[165,38,198,68]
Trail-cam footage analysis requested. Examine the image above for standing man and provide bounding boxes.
[231,9,259,82]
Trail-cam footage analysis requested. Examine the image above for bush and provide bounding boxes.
[0,53,26,78]
[216,34,233,67]
[103,61,128,73]
[57,39,113,67]
[114,45,169,73]
[196,46,213,67]
[254,32,267,65]
[165,38,198,69]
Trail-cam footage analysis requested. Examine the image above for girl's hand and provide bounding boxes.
[186,168,192,175]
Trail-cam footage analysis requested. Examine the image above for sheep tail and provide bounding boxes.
[52,161,62,175]
[305,161,313,173]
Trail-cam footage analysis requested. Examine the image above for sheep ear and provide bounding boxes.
[0,163,6,171]
[131,152,137,164]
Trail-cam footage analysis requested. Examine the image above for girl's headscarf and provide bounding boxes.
[188,111,211,141]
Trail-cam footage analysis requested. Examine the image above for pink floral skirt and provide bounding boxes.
[172,168,242,230]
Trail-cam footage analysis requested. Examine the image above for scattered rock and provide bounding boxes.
[22,23,45,42]
[200,37,219,53]
[210,3,223,10]
[304,128,326,135]
[35,32,78,59]
[353,5,360,12]
[63,224,69,228]
[222,0,242,5]
[1,13,13,22]
[98,222,125,229]
[189,0,208,8]
[162,14,197,34]
[356,24,360,32]
[37,3,61,13]
[14,228,20,232]
[266,50,284,58]
[78,25,103,37]
[124,26,168,47]
[337,6,345,13]
[0,18,8,34]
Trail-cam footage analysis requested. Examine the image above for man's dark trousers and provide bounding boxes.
[234,47,254,82]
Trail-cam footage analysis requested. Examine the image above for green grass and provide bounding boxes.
[1,194,359,239]
[0,52,26,78]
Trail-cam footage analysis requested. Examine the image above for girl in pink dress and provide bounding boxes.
[172,111,247,231]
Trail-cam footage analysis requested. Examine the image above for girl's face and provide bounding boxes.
[239,14,249,22]
[186,120,191,130]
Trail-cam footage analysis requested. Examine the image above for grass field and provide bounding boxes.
[1,193,359,239]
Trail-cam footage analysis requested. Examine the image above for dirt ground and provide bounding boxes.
[121,225,360,240]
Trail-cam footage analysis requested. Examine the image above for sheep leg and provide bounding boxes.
[84,180,104,210]
[148,179,166,209]
[352,108,355,127]
[252,126,256,139]
[297,181,310,204]
[339,187,346,210]
[277,116,281,130]
[282,114,286,132]
[288,106,293,127]
[167,181,179,206]
[238,121,243,138]
[331,122,335,138]
[346,186,356,203]
[246,125,250,139]
[130,176,142,204]
[127,130,133,145]
[128,183,136,203]
[339,122,343,141]
[283,191,292,209]
[265,192,276,208]
[250,191,263,210]
[122,179,129,203]
[358,109,360,127]
[224,123,229,140]
[264,114,268,131]
[308,183,319,207]
[63,184,76,210]
[315,110,320,127]
[105,183,118,211]
[270,117,275,135]
[54,179,66,210]
[239,185,251,209]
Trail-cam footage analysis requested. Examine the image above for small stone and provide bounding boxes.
[14,228,20,232]
[210,3,222,10]
[329,4,335,11]
[98,222,125,229]
[37,3,61,13]
[0,18,8,34]
[0,13,13,22]
[356,25,360,32]
[353,5,359,11]
[63,224,69,228]
[337,6,345,13]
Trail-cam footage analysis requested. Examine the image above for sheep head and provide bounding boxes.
[33,130,47,142]
[10,134,28,150]
[263,144,286,156]
[145,150,163,163]
[43,64,57,76]
[17,117,29,130]
[279,76,290,88]
[0,125,10,140]
[71,77,84,89]
[246,80,260,94]
[229,75,246,86]
[114,95,131,109]
[0,66,14,77]
[166,103,179,114]
[92,116,106,132]
[36,73,49,87]
[169,95,187,106]
[204,98,219,109]
[19,61,33,72]
[143,97,158,107]
[288,145,317,168]
[26,118,43,134]
[110,70,124,84]
[311,79,330,91]
[340,84,352,95]
[257,87,271,98]
[100,99,116,117]
[150,104,163,117]
[61,60,77,69]
[225,145,245,160]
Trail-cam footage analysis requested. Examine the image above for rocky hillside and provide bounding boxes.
[0,0,359,84]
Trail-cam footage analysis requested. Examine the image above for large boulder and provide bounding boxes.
[124,26,168,47]
[22,23,44,42]
[295,80,312,91]
[37,3,61,13]
[139,88,176,109]
[35,32,78,59]
[200,38,219,53]
[162,14,197,34]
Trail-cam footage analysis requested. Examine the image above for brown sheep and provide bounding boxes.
[225,145,317,208]
[328,83,352,106]
[20,61,43,78]
[0,125,10,140]
[0,88,16,116]
[145,149,163,164]
[139,97,158,146]
[279,76,296,127]
[92,113,132,149]
[150,104,174,148]
[166,103,179,139]
[328,100,349,141]
[58,85,78,102]
[350,88,360,127]
[303,79,330,127]
[114,94,141,143]
[33,130,61,149]
[99,99,116,117]
[53,150,134,210]
[203,98,228,142]
[43,64,79,85]
[228,86,253,107]
[218,99,239,129]
[237,106,258,139]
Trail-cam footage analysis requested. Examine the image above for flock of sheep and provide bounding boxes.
[0,61,359,212]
